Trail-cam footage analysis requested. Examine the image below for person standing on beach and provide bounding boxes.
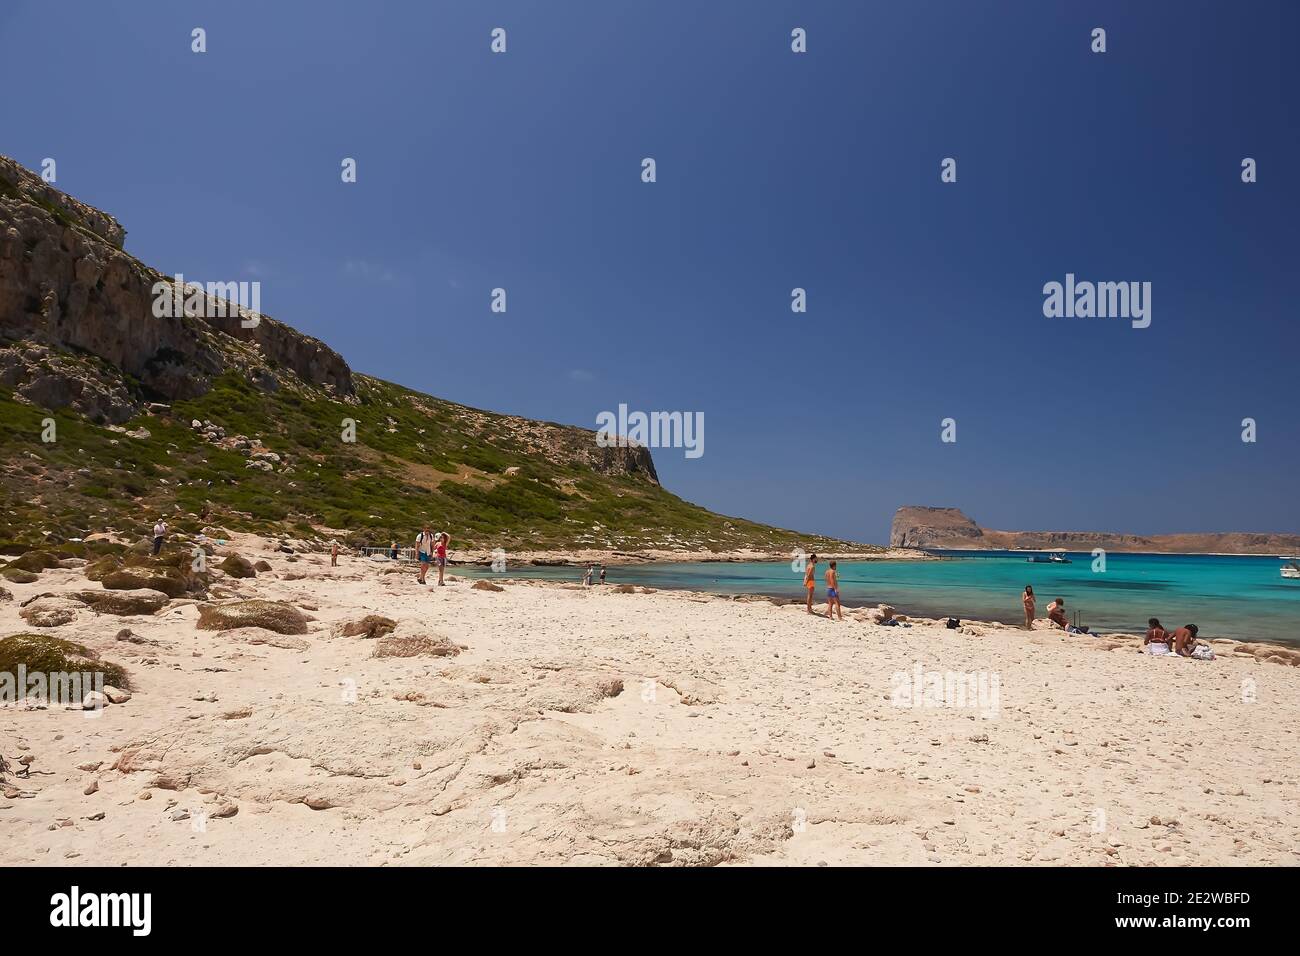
[415,524,438,584]
[582,563,592,586]
[599,565,607,585]
[435,532,450,586]
[331,541,339,567]
[1022,585,1036,628]
[152,517,168,556]
[825,561,843,621]
[804,553,819,614]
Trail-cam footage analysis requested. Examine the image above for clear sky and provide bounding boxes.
[3,0,1296,544]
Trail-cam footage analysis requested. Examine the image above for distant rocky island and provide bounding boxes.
[890,506,1300,555]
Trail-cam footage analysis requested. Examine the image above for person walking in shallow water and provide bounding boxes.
[1022,585,1036,628]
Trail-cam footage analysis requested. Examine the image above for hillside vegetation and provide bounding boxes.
[0,368,866,554]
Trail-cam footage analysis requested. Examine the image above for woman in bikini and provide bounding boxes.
[1144,618,1172,656]
[804,553,818,615]
[1022,585,1036,628]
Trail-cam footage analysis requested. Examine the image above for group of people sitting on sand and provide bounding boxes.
[1021,585,1211,658]
[1142,619,1212,658]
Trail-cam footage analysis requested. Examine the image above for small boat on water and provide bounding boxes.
[1027,551,1072,564]
[1282,560,1300,580]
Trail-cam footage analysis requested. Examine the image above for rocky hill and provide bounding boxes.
[0,155,870,554]
[890,505,1300,555]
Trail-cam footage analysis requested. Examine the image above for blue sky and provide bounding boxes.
[3,0,1296,543]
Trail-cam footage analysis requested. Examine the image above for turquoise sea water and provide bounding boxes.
[482,550,1300,646]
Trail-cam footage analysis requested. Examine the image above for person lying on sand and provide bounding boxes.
[825,561,843,621]
[1144,617,1172,656]
[1046,597,1068,629]
[804,554,818,615]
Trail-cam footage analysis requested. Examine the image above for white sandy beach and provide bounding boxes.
[2,536,1298,867]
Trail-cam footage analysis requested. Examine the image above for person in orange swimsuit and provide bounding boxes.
[804,553,819,615]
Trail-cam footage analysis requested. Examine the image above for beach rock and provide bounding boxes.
[217,627,310,651]
[196,600,309,635]
[83,555,123,581]
[1,566,39,584]
[101,568,188,598]
[8,550,62,573]
[103,686,131,704]
[114,628,158,646]
[81,690,108,710]
[0,586,12,602]
[18,597,78,627]
[1233,643,1300,667]
[471,580,504,592]
[72,588,170,616]
[373,634,462,658]
[218,554,256,579]
[253,560,273,572]
[0,634,130,696]
[338,615,397,639]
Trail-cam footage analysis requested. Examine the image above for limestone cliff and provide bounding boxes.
[0,154,354,423]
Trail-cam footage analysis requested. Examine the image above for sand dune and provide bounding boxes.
[2,537,1298,866]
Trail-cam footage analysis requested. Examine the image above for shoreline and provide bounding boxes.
[448,547,935,566]
[476,575,1300,664]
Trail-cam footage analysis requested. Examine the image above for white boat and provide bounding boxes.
[1282,561,1300,580]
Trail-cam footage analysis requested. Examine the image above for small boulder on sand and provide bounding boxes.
[373,634,462,658]
[8,551,62,573]
[101,568,188,598]
[0,634,130,696]
[337,615,397,639]
[218,555,257,579]
[471,580,504,592]
[253,560,273,572]
[18,597,79,628]
[197,600,309,635]
[72,589,170,616]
